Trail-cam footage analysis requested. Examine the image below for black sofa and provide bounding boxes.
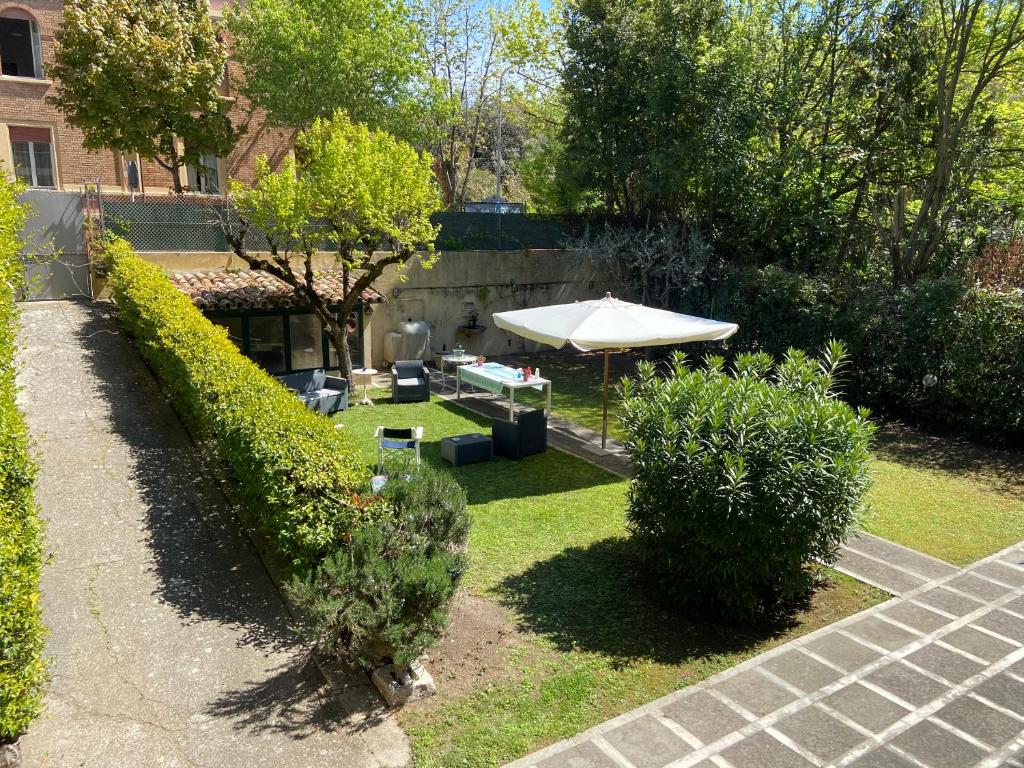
[277,369,348,414]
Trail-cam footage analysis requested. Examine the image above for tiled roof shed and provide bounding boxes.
[169,269,387,311]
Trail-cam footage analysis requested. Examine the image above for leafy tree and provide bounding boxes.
[556,0,1024,283]
[223,111,441,382]
[559,0,755,223]
[47,0,240,193]
[226,0,441,140]
[420,0,562,208]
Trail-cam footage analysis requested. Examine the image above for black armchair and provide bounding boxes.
[492,408,547,459]
[391,360,431,403]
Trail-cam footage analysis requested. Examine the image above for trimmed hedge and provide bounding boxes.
[621,346,875,621]
[707,267,1024,444]
[0,178,46,743]
[103,238,371,570]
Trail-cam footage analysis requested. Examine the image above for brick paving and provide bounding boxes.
[505,542,1024,768]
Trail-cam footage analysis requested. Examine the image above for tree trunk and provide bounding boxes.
[323,312,355,386]
[168,143,184,194]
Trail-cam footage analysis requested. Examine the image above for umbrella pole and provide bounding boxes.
[602,349,610,449]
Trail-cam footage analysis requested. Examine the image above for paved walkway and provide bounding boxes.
[434,381,957,596]
[16,301,408,768]
[506,542,1024,768]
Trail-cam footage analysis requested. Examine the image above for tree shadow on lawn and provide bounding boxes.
[383,398,626,504]
[497,536,808,668]
[873,419,1024,496]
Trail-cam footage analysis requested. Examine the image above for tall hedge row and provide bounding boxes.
[0,178,46,743]
[708,268,1024,444]
[103,238,370,570]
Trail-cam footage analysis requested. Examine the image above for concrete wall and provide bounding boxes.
[368,250,609,368]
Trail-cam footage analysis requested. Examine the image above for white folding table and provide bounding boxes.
[456,362,552,421]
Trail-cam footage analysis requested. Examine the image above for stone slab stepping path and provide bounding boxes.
[506,542,1024,768]
[16,301,408,768]
[838,533,959,596]
[432,378,955,596]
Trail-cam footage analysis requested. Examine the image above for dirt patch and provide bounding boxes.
[421,588,547,699]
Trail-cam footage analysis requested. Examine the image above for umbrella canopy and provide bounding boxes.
[493,294,739,447]
[493,294,738,351]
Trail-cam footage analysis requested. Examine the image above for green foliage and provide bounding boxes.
[48,0,240,191]
[620,345,875,621]
[102,239,373,569]
[226,111,441,379]
[0,177,46,742]
[296,112,442,252]
[226,0,440,139]
[560,0,754,222]
[716,267,1024,443]
[556,0,1024,281]
[288,464,469,668]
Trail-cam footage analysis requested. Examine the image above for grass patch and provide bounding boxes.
[865,425,1024,565]
[334,390,883,766]
[499,350,1024,566]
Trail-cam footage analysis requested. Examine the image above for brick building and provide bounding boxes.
[0,0,293,194]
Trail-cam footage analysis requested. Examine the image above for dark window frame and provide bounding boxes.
[0,14,42,79]
[207,304,365,376]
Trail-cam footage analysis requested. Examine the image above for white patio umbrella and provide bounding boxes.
[493,293,739,448]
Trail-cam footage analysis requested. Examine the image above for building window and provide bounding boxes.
[208,308,364,375]
[187,152,220,194]
[9,126,55,188]
[247,314,287,373]
[289,314,325,371]
[0,11,43,79]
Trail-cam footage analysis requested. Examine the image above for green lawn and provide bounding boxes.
[335,391,882,767]
[502,351,1024,566]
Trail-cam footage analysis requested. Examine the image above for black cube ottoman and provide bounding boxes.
[441,433,493,467]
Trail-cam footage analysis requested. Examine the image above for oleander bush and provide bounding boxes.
[621,343,875,621]
[709,267,1024,444]
[102,238,371,570]
[0,177,47,743]
[288,464,469,669]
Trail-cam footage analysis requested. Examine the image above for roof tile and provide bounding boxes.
[169,269,385,311]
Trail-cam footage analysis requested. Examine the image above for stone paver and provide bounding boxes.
[505,540,1024,768]
[16,301,407,768]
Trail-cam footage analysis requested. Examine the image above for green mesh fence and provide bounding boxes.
[100,195,577,252]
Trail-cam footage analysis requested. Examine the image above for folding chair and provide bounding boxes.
[375,426,424,474]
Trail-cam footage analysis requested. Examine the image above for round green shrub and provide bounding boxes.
[620,343,875,621]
